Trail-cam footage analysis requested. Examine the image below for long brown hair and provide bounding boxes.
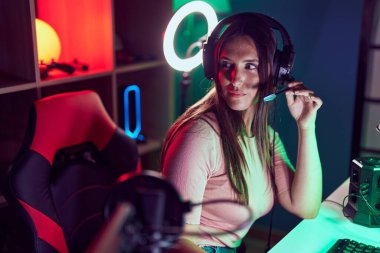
[161,16,277,204]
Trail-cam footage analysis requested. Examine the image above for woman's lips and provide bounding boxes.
[227,90,246,97]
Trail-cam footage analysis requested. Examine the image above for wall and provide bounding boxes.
[175,0,364,231]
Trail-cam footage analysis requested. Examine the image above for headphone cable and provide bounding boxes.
[265,91,280,252]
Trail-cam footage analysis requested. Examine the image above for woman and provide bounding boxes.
[161,13,323,253]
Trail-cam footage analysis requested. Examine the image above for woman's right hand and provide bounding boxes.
[285,81,323,130]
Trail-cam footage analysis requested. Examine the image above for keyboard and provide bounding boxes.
[327,239,380,253]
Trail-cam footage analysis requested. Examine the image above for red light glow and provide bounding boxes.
[36,0,113,71]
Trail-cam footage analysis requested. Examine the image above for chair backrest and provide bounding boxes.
[7,90,139,253]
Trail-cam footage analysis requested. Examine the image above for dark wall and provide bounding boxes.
[176,0,363,231]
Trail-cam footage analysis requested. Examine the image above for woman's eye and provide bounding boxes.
[220,61,233,69]
[246,63,257,70]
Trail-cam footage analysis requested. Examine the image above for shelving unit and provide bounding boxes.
[0,0,175,176]
[351,0,380,158]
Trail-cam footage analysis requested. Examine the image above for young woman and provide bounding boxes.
[161,13,323,253]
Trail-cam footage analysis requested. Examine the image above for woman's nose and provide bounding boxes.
[231,68,243,87]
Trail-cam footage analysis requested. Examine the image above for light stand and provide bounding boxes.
[179,39,204,113]
[162,1,218,113]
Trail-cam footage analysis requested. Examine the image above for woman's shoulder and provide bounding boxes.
[182,112,221,137]
[199,112,221,135]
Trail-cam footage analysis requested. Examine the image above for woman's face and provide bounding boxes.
[218,35,260,112]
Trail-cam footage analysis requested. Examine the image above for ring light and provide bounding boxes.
[163,1,218,72]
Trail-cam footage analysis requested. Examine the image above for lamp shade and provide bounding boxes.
[35,18,61,64]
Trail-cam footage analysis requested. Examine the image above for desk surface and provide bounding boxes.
[269,179,380,253]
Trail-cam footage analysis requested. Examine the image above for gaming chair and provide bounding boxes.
[6,90,139,253]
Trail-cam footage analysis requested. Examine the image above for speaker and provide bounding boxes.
[343,157,380,227]
[202,12,295,87]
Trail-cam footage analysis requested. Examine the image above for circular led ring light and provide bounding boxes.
[163,1,218,72]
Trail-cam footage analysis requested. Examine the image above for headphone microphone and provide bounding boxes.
[202,12,295,90]
[94,171,253,253]
[94,170,189,253]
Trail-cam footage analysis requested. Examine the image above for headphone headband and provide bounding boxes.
[202,12,295,87]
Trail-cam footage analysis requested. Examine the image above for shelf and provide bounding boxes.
[115,60,166,74]
[0,0,36,87]
[113,0,172,66]
[0,70,35,89]
[39,69,113,88]
[0,82,37,95]
[0,0,173,174]
[0,62,166,93]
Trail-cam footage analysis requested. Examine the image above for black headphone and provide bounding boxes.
[202,12,295,87]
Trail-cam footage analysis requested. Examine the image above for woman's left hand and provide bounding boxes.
[285,81,323,130]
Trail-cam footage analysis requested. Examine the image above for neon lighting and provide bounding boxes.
[124,85,141,139]
[35,19,62,64]
[163,1,218,72]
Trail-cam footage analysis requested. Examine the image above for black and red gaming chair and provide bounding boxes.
[6,90,139,253]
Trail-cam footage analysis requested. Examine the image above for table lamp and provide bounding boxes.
[35,18,61,65]
[35,18,77,79]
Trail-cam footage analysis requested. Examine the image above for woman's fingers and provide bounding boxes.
[309,94,323,109]
[284,81,322,108]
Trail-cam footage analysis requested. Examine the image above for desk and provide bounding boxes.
[269,179,380,252]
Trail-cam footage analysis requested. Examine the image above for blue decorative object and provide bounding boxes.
[124,85,141,139]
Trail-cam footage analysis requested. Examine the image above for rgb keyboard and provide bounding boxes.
[327,239,380,252]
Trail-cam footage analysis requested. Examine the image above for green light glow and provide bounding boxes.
[173,0,231,13]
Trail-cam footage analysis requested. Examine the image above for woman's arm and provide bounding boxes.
[277,81,323,218]
[162,120,216,222]
[162,120,219,246]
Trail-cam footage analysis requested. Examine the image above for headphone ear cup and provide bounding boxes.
[202,38,215,80]
[273,49,281,87]
[202,13,295,82]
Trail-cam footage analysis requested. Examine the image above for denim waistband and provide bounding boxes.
[201,246,237,253]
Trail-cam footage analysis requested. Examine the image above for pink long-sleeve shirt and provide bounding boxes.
[162,113,294,248]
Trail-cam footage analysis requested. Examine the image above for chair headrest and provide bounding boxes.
[30,90,117,165]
